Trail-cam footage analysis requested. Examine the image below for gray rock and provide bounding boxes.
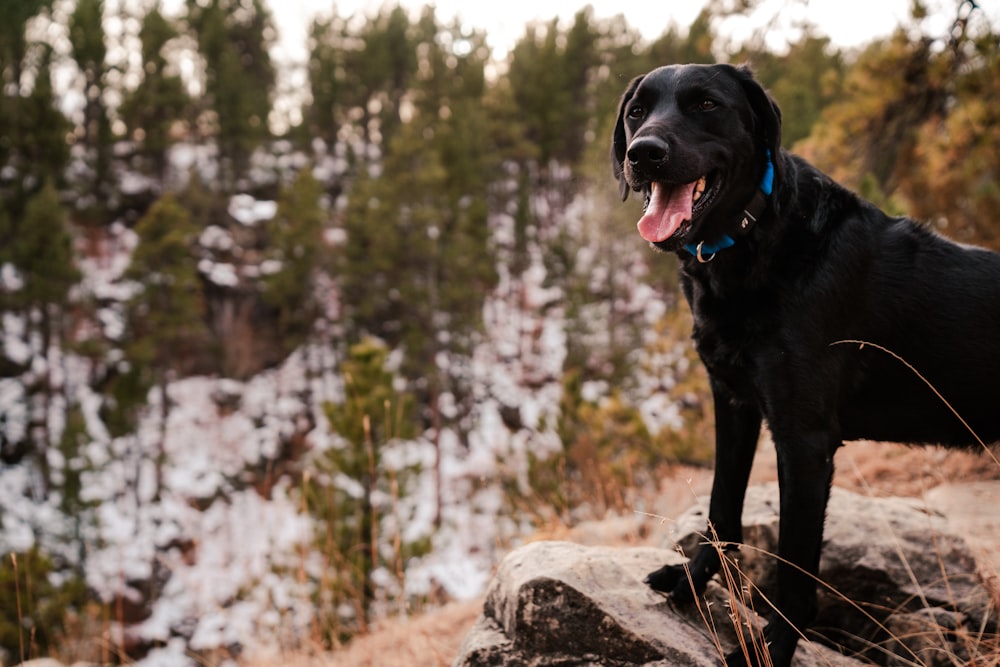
[456,485,997,666]
[924,480,1000,585]
[455,540,860,666]
[664,483,995,660]
[479,543,714,666]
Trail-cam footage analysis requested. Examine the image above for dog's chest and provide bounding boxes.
[682,267,787,402]
[689,303,765,402]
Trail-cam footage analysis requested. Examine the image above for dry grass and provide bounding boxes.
[245,438,1000,667]
[702,438,1000,666]
[835,440,1000,495]
[241,600,482,667]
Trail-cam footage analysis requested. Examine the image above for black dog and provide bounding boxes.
[612,63,1000,666]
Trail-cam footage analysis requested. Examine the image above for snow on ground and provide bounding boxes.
[0,165,685,662]
[228,194,277,226]
[76,349,336,657]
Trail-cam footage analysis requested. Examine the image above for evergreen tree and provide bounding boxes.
[261,167,326,353]
[123,193,211,494]
[186,0,276,188]
[338,13,497,524]
[339,13,496,381]
[126,193,208,372]
[68,0,115,224]
[306,5,420,160]
[119,4,190,186]
[340,118,494,385]
[736,30,844,148]
[0,0,54,90]
[0,182,80,486]
[797,2,990,215]
[349,5,419,150]
[6,183,80,326]
[0,41,71,219]
[506,9,601,168]
[645,8,716,67]
[304,338,422,643]
[588,14,648,136]
[305,14,350,148]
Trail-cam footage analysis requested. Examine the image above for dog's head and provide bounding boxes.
[612,63,782,253]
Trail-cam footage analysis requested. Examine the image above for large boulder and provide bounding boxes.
[455,484,997,666]
[669,483,996,663]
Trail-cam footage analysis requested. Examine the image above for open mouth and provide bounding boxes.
[637,173,720,244]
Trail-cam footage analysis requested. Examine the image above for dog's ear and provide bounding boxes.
[735,65,783,187]
[611,74,644,201]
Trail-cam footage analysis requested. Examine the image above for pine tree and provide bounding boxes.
[0,40,71,219]
[123,193,211,495]
[304,338,422,643]
[68,0,114,224]
[119,4,190,186]
[305,5,421,161]
[339,13,496,380]
[305,14,350,148]
[645,8,716,67]
[338,12,498,527]
[506,12,596,167]
[7,183,79,321]
[0,0,54,96]
[736,30,844,148]
[0,182,80,486]
[261,167,326,353]
[349,5,418,150]
[126,194,208,368]
[185,0,276,188]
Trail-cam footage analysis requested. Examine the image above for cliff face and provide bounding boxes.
[456,484,999,666]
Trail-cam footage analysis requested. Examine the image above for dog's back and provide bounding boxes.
[835,207,1000,445]
[702,151,1000,447]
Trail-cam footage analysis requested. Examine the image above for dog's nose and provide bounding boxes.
[627,137,668,168]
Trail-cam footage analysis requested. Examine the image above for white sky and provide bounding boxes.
[258,0,975,64]
[155,0,998,66]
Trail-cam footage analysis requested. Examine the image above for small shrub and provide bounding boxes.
[0,549,88,661]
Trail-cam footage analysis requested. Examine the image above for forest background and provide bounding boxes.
[0,0,998,664]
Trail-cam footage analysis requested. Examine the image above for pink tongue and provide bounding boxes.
[637,181,697,243]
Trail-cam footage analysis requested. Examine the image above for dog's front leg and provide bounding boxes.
[726,430,836,667]
[646,381,761,601]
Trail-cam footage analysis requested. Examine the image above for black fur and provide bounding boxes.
[612,63,1000,667]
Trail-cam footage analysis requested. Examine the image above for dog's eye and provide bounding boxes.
[696,99,718,111]
[627,103,645,119]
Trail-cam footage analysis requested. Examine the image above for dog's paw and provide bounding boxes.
[644,563,699,602]
[725,647,790,667]
[723,623,796,667]
[724,648,753,667]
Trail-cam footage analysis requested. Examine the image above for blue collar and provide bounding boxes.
[684,150,774,261]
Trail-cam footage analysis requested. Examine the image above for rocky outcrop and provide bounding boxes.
[455,484,998,666]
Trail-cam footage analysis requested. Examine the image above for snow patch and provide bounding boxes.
[228,194,277,226]
[198,259,240,287]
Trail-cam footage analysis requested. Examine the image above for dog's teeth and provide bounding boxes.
[693,177,707,202]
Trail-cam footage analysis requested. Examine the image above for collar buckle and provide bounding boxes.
[684,151,773,260]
